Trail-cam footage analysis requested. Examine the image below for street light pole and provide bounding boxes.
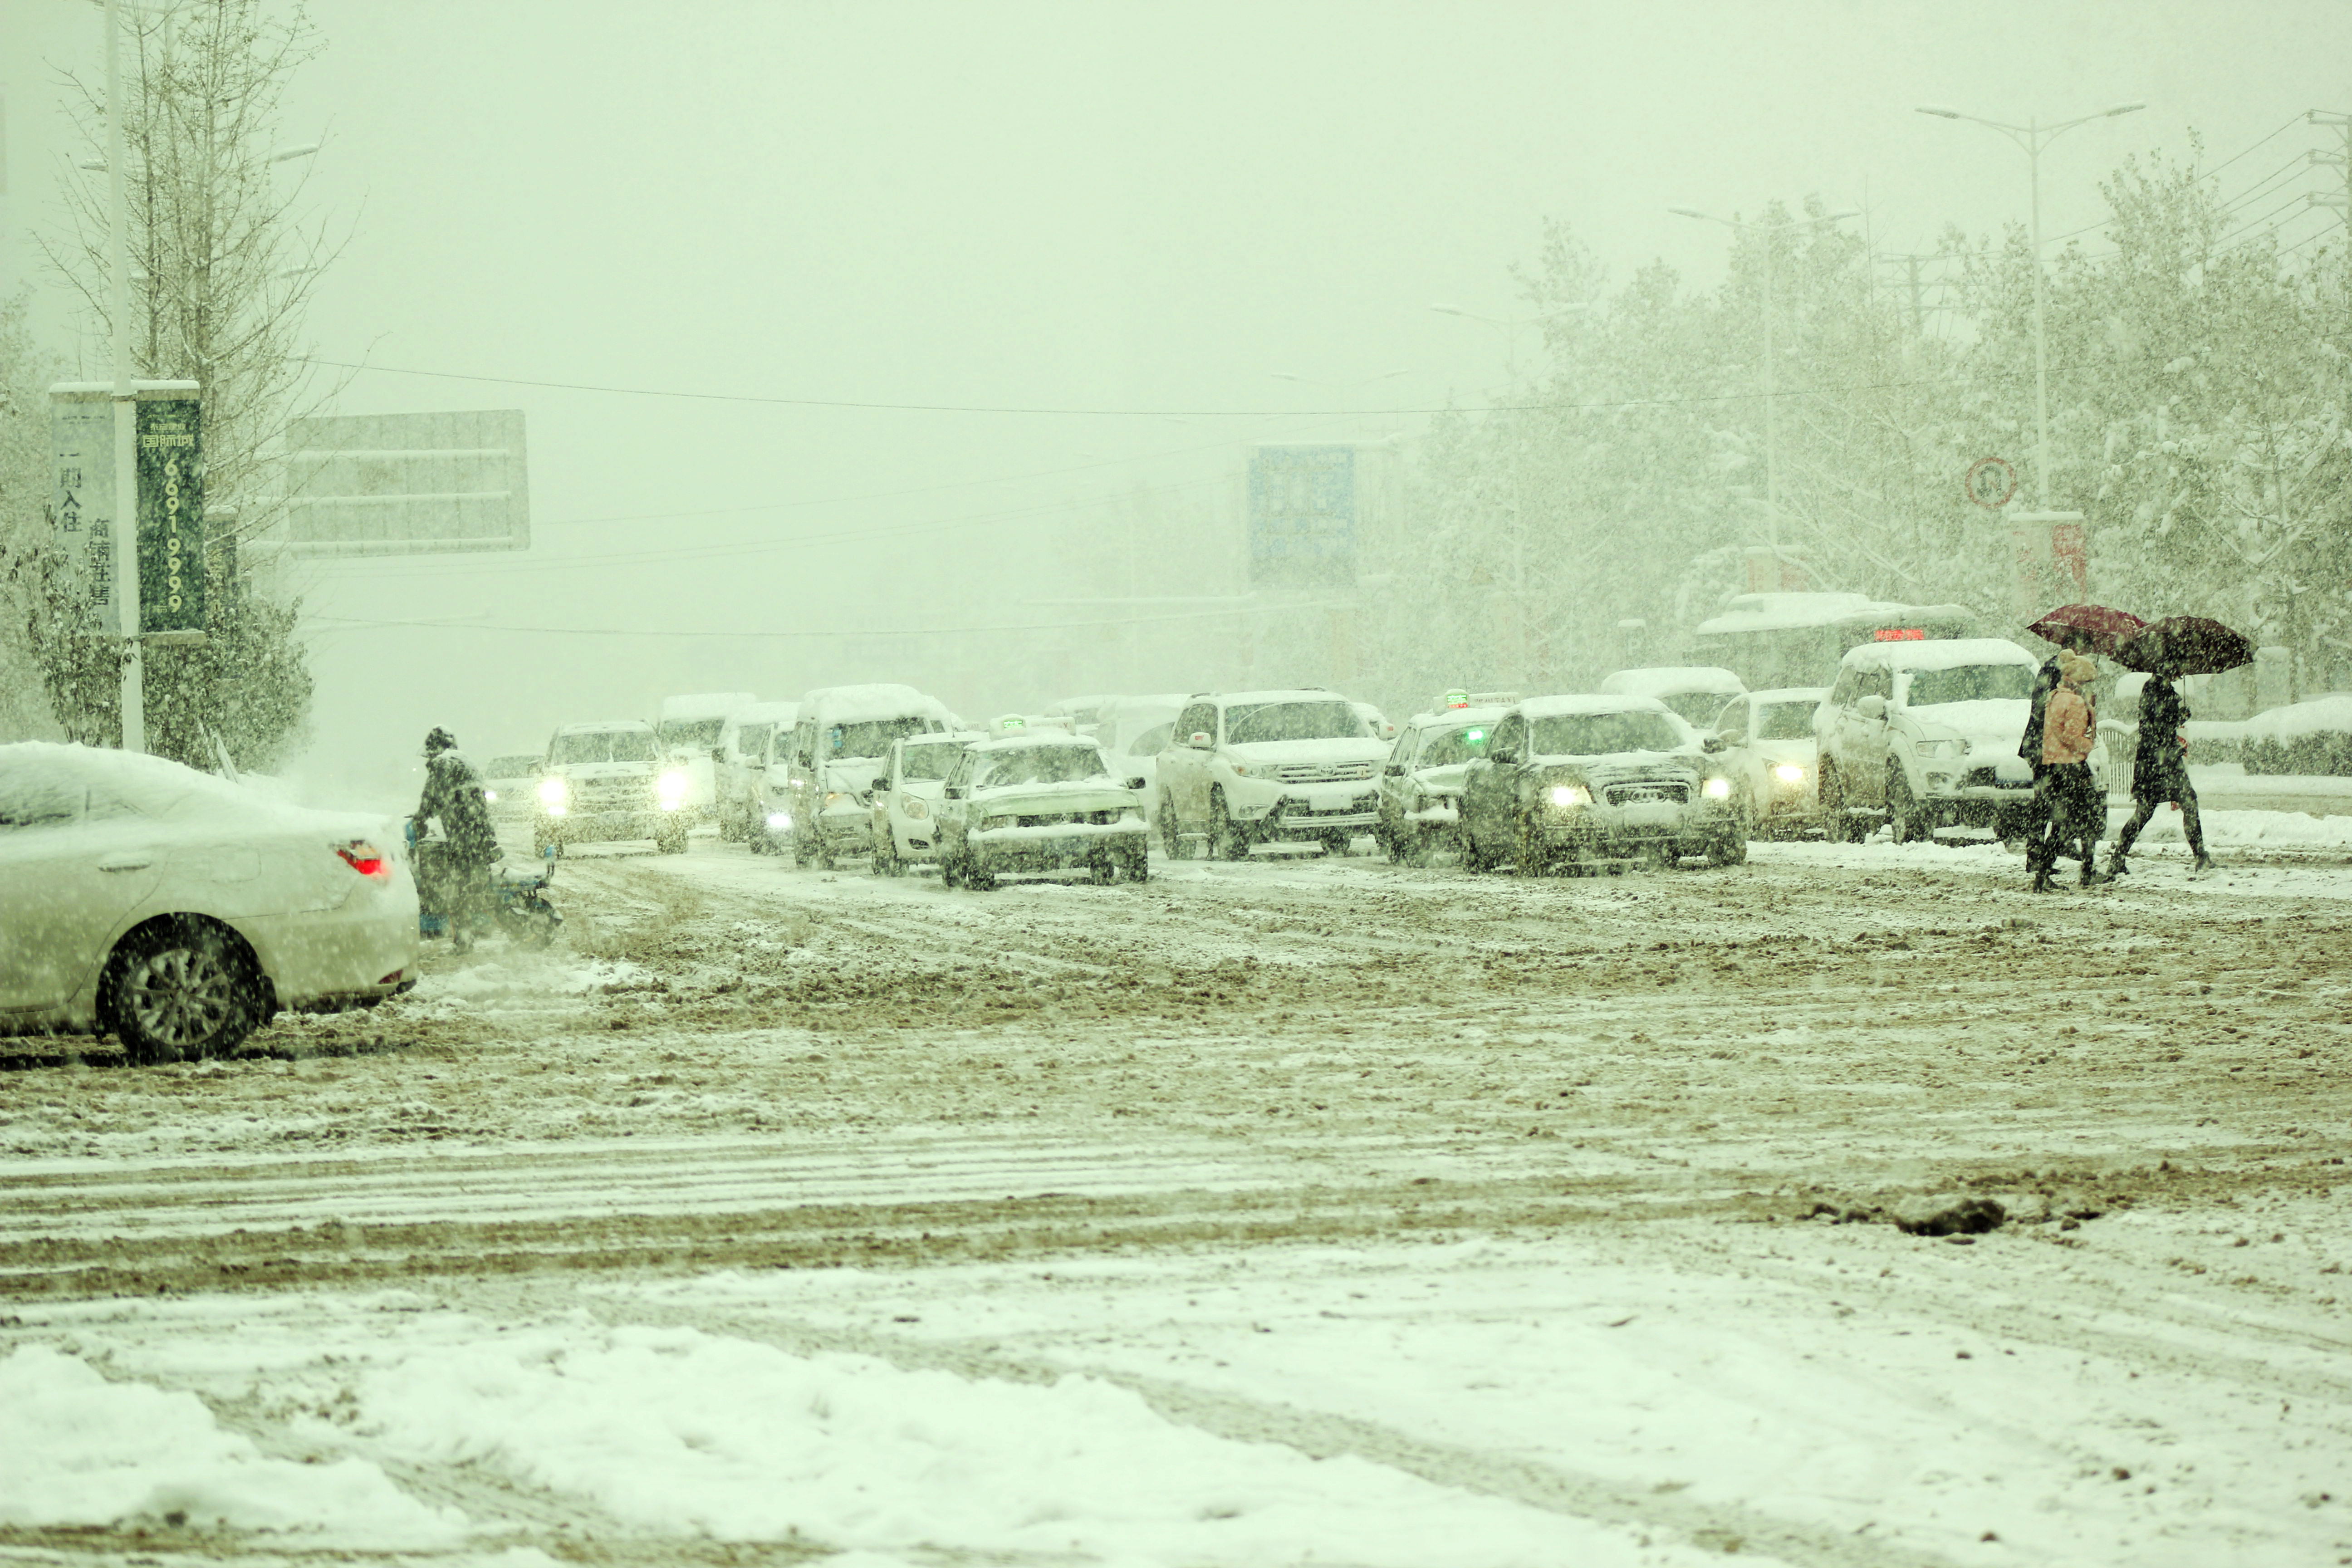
[104,0,144,753]
[1916,102,2144,511]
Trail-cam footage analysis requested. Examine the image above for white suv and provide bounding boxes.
[1154,690,1389,859]
[1813,638,2047,843]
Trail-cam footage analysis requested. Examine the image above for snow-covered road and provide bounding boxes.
[4,834,2348,1566]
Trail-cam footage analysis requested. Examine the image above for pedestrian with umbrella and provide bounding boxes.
[2020,605,2144,852]
[2105,616,2254,880]
[2027,651,2112,892]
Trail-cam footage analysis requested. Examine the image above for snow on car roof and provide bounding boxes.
[902,729,984,746]
[799,684,959,725]
[1597,666,1746,697]
[1748,686,1830,705]
[556,718,654,735]
[1838,637,2037,672]
[1519,693,1677,720]
[0,742,370,828]
[1207,689,1346,706]
[1406,705,1512,728]
[969,732,1106,753]
[730,700,799,726]
[1691,592,1975,635]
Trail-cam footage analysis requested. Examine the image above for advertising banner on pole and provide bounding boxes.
[2005,509,2087,619]
[48,386,119,636]
[136,393,204,639]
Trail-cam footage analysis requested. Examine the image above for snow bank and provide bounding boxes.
[350,1321,1609,1564]
[2130,804,2352,849]
[0,1346,456,1541]
[2240,693,2352,741]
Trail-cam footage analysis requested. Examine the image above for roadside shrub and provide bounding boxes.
[2242,731,2352,777]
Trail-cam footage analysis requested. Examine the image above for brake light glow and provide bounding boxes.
[337,841,390,879]
[1873,628,1926,641]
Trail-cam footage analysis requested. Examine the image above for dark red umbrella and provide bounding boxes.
[2114,616,2256,676]
[2027,604,2147,657]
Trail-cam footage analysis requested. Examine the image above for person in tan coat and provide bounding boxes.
[2028,652,2112,891]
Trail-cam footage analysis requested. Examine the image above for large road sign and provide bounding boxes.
[1248,444,1357,588]
[273,409,529,556]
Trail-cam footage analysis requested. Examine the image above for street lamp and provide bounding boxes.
[1668,205,1859,552]
[1916,102,2144,510]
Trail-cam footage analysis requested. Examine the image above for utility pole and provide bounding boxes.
[104,0,144,753]
[1877,252,1938,334]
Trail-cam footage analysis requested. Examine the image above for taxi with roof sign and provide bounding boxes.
[1375,704,1511,864]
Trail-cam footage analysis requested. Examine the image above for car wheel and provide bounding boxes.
[1709,828,1749,866]
[1319,831,1350,858]
[1515,815,1549,876]
[1461,819,1499,873]
[657,825,687,854]
[1118,843,1151,883]
[962,854,997,891]
[810,829,835,871]
[1088,849,1118,886]
[1887,766,1930,844]
[105,919,265,1065]
[1386,823,1426,867]
[1209,791,1251,861]
[1158,791,1186,860]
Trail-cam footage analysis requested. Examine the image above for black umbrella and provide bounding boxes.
[2114,616,2256,676]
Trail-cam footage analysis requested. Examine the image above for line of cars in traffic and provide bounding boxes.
[490,626,2062,887]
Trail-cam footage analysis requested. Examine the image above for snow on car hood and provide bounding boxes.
[1225,738,1389,766]
[1409,762,1471,794]
[1903,698,2029,749]
[969,779,1137,815]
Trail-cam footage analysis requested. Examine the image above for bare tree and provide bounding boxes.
[0,291,67,742]
[33,0,340,766]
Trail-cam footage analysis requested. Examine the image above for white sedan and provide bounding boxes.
[0,744,420,1064]
[1710,686,1828,838]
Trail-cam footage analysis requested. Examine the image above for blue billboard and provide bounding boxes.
[1248,444,1356,588]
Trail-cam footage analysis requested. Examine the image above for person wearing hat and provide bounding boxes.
[413,728,502,951]
[2107,668,2216,878]
[2017,627,2099,848]
[2027,652,2112,892]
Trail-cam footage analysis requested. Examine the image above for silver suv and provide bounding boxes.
[1813,638,2047,843]
[534,720,685,857]
[1154,690,1389,859]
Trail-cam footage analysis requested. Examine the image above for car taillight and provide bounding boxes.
[337,841,390,879]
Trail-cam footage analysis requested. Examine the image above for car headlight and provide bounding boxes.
[903,796,929,819]
[483,788,499,804]
[1772,763,1807,785]
[1921,738,1968,760]
[766,811,792,830]
[1227,761,1253,777]
[657,769,690,808]
[538,774,568,807]
[1703,776,1731,799]
[1547,784,1588,808]
[824,790,848,808]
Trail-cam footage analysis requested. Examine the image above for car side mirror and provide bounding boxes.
[1382,762,1406,775]
[1490,747,1517,765]
[944,784,963,800]
[1188,731,1213,749]
[1126,775,1147,791]
[1857,695,1886,720]
[871,776,889,794]
[1701,733,1725,753]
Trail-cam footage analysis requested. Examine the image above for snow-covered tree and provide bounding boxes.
[34,0,331,766]
[0,292,65,742]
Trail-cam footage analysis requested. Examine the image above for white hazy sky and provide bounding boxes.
[3,1,2347,796]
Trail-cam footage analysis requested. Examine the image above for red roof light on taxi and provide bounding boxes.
[1873,627,1926,641]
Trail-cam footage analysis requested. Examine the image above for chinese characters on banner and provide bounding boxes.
[137,397,205,635]
[48,382,204,639]
[2006,510,2089,618]
[49,389,118,635]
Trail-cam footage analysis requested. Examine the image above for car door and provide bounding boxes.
[1167,702,1218,826]
[1853,668,1896,803]
[0,770,167,1015]
[1379,725,1418,822]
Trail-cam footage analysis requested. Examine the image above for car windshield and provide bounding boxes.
[976,745,1111,787]
[486,755,540,778]
[1905,664,2034,707]
[736,724,774,757]
[1754,702,1818,741]
[659,718,727,749]
[552,730,657,764]
[1656,690,1737,727]
[898,741,967,781]
[828,717,932,759]
[1223,701,1368,744]
[1530,711,1686,755]
[1416,723,1492,766]
[1127,722,1173,756]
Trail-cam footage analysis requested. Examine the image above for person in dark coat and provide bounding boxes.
[2107,671,2216,877]
[2027,652,2112,892]
[413,727,502,951]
